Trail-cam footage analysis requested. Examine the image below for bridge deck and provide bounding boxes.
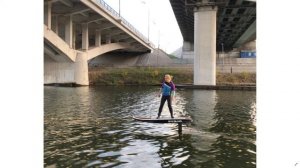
[169,0,256,51]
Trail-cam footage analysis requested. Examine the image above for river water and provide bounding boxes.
[44,86,256,168]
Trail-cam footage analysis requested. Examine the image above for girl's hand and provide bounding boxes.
[172,97,175,103]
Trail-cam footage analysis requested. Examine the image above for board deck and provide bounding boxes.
[132,116,192,124]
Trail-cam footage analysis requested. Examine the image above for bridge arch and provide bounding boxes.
[87,43,132,60]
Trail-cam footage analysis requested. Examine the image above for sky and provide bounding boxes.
[103,0,183,54]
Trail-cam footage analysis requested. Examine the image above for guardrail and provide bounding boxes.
[94,0,155,49]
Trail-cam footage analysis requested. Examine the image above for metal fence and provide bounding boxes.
[94,0,155,49]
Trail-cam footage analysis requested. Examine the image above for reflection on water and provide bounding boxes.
[44,86,256,168]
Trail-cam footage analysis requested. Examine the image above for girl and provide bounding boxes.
[157,74,176,119]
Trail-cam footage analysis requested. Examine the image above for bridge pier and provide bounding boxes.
[44,52,89,86]
[65,15,73,48]
[75,52,89,86]
[193,6,217,85]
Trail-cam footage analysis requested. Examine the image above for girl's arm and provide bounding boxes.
[171,82,176,101]
[171,90,175,102]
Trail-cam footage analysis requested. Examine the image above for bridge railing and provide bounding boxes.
[94,0,155,49]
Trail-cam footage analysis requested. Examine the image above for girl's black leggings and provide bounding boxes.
[158,95,173,118]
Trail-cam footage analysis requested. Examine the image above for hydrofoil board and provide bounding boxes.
[132,116,192,124]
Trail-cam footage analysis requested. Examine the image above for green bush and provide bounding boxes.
[89,67,255,85]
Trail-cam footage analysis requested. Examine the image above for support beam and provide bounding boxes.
[194,6,217,85]
[182,41,194,60]
[60,0,73,7]
[54,15,59,34]
[44,25,76,62]
[105,34,111,44]
[126,39,136,43]
[72,23,76,49]
[80,12,89,17]
[233,20,256,48]
[104,29,123,36]
[82,23,89,50]
[110,31,123,36]
[66,8,90,16]
[95,30,101,46]
[100,25,116,31]
[183,41,194,51]
[114,35,130,41]
[65,15,73,48]
[129,42,139,47]
[87,18,105,24]
[46,1,52,29]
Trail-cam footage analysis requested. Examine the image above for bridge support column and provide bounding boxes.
[183,41,193,51]
[65,15,73,48]
[193,6,217,85]
[82,23,89,50]
[53,15,59,34]
[95,30,101,46]
[75,52,89,85]
[182,41,194,62]
[46,1,52,29]
[106,34,111,44]
[72,24,76,49]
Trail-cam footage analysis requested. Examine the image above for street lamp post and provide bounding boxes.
[157,29,161,66]
[141,0,150,42]
[147,8,150,42]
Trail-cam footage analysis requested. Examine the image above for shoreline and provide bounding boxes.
[45,67,256,91]
[44,83,256,91]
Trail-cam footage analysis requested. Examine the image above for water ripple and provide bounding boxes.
[44,86,256,168]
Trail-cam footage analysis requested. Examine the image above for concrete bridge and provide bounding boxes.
[169,0,256,85]
[44,0,155,85]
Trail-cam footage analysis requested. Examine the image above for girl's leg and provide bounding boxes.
[157,96,167,118]
[166,96,174,118]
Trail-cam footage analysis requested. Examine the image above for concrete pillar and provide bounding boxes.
[194,6,217,85]
[82,23,89,50]
[54,15,59,34]
[46,1,52,29]
[74,52,89,85]
[95,30,101,46]
[65,15,73,48]
[72,23,76,49]
[183,41,194,51]
[105,34,111,44]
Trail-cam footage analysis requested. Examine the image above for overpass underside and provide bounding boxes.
[170,0,256,85]
[44,0,154,85]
